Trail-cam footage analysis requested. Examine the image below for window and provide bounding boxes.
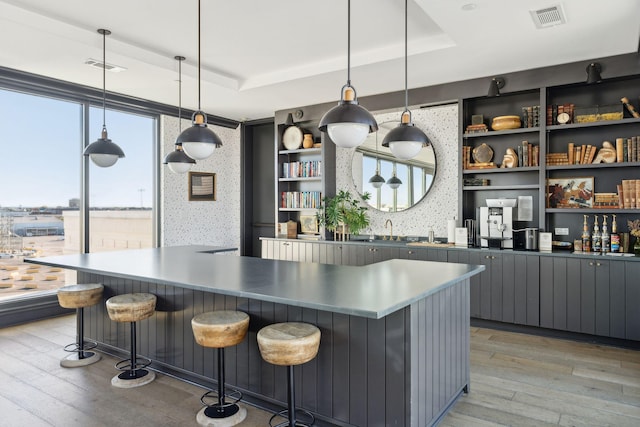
[0,86,157,305]
[0,88,81,302]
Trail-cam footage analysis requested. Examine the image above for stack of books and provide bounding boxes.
[617,180,640,209]
[546,152,569,165]
[593,193,619,208]
[465,124,488,134]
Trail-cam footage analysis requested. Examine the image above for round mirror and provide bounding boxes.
[351,120,436,212]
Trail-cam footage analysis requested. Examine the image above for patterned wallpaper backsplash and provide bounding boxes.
[336,104,459,239]
[161,116,241,250]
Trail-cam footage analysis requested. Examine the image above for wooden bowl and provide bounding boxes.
[491,115,521,131]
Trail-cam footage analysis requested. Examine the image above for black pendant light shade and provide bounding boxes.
[178,111,222,160]
[178,0,222,161]
[368,127,385,188]
[369,170,385,188]
[164,55,196,174]
[382,111,430,161]
[586,62,602,84]
[382,0,429,161]
[319,0,377,148]
[488,77,505,97]
[83,29,125,168]
[386,172,402,189]
[163,145,196,174]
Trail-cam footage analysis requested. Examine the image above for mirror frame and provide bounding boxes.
[351,120,436,212]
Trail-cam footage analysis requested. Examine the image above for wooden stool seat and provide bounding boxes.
[257,322,321,367]
[57,283,104,308]
[192,311,249,348]
[106,293,157,388]
[106,293,156,323]
[57,283,104,368]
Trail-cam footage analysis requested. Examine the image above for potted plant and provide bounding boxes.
[317,190,370,241]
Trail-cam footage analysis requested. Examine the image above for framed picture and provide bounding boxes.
[188,172,216,201]
[299,214,318,234]
[547,177,594,208]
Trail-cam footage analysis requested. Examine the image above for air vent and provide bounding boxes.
[84,58,127,73]
[530,4,566,29]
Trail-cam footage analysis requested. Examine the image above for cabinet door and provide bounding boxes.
[261,240,273,259]
[625,261,640,341]
[501,253,540,326]
[540,256,567,330]
[466,251,500,320]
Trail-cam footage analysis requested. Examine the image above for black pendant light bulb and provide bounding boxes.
[177,0,222,160]
[164,56,196,174]
[319,0,378,148]
[83,29,125,167]
[382,0,430,161]
[368,131,385,189]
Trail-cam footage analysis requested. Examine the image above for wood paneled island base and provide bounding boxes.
[27,245,483,427]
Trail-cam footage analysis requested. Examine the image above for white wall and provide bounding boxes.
[160,115,241,249]
[336,104,459,238]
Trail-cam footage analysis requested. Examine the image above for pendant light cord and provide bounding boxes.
[178,56,183,131]
[347,0,351,87]
[102,29,106,130]
[404,0,408,112]
[197,0,202,111]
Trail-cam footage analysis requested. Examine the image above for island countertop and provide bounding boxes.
[26,245,484,319]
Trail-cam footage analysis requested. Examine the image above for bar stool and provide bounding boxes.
[257,322,321,427]
[57,283,104,368]
[191,310,250,427]
[106,293,156,388]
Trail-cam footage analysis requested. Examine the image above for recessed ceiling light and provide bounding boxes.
[84,58,127,73]
[461,3,477,11]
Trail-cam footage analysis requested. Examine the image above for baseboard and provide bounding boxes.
[471,318,640,350]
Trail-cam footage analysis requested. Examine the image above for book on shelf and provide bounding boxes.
[466,162,496,170]
[616,138,625,162]
[568,142,575,164]
[463,178,490,186]
[621,179,639,209]
[546,152,569,165]
[465,124,488,133]
[593,193,619,208]
[617,184,624,209]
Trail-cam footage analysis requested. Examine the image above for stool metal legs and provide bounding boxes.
[269,365,315,427]
[111,321,155,388]
[60,307,100,368]
[200,348,243,418]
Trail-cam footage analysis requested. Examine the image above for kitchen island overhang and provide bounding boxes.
[27,245,484,427]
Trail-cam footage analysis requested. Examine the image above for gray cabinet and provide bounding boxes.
[540,256,632,339]
[261,238,638,341]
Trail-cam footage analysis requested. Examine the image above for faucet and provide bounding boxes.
[385,219,393,240]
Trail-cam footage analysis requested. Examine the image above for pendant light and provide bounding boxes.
[382,0,430,161]
[319,0,378,148]
[164,56,196,174]
[368,131,385,188]
[177,0,222,160]
[83,29,125,167]
[386,169,402,189]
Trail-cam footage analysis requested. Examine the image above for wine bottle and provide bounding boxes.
[592,215,602,253]
[610,214,620,253]
[601,214,610,253]
[582,215,591,252]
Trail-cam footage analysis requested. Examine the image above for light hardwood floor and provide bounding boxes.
[0,316,638,426]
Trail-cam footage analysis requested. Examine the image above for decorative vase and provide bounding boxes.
[634,238,640,256]
[303,134,314,149]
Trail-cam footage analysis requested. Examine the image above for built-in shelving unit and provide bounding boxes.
[274,120,335,238]
[459,74,640,248]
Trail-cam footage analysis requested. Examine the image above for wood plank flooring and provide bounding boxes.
[1,316,639,426]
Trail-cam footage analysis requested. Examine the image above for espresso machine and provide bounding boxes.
[479,199,518,249]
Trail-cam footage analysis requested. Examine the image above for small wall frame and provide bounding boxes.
[188,172,216,201]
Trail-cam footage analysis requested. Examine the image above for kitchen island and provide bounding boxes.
[26,245,484,427]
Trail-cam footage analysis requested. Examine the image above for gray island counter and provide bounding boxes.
[27,245,484,427]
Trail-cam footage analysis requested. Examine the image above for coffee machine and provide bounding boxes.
[479,199,518,249]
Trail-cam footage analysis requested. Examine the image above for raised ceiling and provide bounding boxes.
[1,0,638,121]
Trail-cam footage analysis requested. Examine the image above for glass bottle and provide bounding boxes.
[610,214,620,253]
[601,214,610,253]
[592,215,601,253]
[581,215,591,252]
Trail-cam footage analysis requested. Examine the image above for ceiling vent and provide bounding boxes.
[84,58,127,73]
[530,4,566,29]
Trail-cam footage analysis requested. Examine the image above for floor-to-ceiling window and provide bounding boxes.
[0,84,157,306]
